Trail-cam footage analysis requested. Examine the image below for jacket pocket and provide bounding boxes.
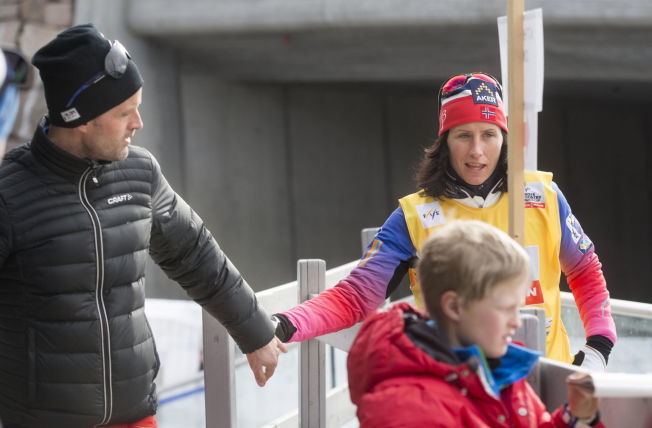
[144,316,160,378]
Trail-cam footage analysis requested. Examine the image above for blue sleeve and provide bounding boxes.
[282,207,417,341]
[554,182,595,274]
[553,183,616,343]
[367,207,416,262]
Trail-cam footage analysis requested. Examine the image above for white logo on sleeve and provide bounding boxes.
[107,194,133,205]
[565,213,582,244]
[416,201,446,229]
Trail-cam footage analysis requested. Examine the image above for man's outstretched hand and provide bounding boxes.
[246,337,288,387]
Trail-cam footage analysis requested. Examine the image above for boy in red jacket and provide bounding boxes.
[347,220,603,427]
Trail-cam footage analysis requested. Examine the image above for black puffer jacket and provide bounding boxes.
[0,123,274,428]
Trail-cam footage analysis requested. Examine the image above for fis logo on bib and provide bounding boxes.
[524,182,546,208]
[416,201,446,229]
[107,194,133,205]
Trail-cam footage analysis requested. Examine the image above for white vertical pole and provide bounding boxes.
[202,310,236,428]
[507,0,526,245]
[298,259,326,428]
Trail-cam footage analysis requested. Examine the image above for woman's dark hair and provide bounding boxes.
[415,130,508,198]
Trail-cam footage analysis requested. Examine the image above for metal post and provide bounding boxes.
[298,259,326,428]
[519,307,546,353]
[515,307,546,395]
[202,310,236,428]
[361,227,380,255]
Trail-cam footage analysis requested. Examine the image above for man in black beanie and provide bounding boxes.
[0,24,286,428]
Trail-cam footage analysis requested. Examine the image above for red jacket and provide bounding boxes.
[347,303,604,428]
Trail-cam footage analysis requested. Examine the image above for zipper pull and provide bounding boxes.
[88,160,101,186]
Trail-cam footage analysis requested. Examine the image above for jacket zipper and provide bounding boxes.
[79,167,113,425]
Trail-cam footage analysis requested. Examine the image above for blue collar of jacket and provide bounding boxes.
[453,343,540,397]
[403,311,540,397]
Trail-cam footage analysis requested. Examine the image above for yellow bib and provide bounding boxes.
[399,171,571,363]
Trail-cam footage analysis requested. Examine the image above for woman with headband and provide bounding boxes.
[273,72,616,368]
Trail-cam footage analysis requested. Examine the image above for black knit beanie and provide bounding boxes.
[32,24,143,128]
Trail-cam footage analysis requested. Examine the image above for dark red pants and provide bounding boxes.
[106,415,157,428]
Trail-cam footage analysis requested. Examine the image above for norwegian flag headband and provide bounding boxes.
[437,72,508,136]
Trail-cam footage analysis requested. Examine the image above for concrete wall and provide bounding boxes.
[177,67,400,293]
[126,0,652,83]
[179,66,294,296]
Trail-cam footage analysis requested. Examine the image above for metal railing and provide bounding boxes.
[201,254,547,428]
[203,230,652,428]
[561,291,652,320]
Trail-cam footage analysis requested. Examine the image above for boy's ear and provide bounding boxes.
[440,290,463,322]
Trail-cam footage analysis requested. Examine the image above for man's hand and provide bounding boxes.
[246,336,288,387]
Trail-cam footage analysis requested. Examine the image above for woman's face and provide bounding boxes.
[447,122,504,186]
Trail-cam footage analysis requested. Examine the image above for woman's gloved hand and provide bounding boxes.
[271,313,296,343]
[572,335,614,372]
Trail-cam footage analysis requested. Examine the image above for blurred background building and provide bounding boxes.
[2,0,652,303]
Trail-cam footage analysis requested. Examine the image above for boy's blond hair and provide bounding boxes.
[417,220,530,317]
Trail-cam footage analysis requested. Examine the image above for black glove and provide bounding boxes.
[271,313,296,343]
[572,335,614,371]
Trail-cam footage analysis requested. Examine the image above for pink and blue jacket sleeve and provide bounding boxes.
[282,184,617,345]
[555,182,617,344]
[281,208,415,342]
